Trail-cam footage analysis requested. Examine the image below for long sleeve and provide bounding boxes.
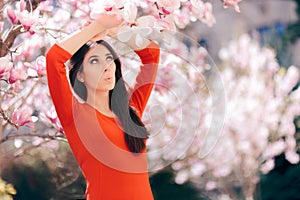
[130,41,160,115]
[46,44,75,127]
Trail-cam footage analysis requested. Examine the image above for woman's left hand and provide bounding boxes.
[107,27,118,39]
[107,26,150,50]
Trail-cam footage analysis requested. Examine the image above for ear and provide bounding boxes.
[77,72,85,83]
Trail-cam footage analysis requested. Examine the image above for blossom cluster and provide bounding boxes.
[147,34,299,199]
[5,0,40,34]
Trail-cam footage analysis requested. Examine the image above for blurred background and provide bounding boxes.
[0,0,300,200]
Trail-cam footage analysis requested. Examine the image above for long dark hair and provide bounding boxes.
[69,40,149,153]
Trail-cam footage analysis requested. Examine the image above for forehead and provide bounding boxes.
[84,44,111,59]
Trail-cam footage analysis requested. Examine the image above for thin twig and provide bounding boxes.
[40,26,69,39]
[0,108,19,130]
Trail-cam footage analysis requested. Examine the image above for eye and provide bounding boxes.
[90,58,99,64]
[106,55,113,61]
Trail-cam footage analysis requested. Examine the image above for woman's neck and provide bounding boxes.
[86,91,115,117]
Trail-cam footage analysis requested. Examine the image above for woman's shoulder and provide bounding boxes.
[46,43,72,62]
[134,41,160,64]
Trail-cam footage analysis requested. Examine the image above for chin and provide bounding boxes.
[98,83,115,91]
[108,84,115,91]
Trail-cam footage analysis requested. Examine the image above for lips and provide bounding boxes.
[104,77,113,82]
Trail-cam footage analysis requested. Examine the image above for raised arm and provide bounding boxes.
[58,13,122,55]
[46,45,74,127]
[130,41,160,115]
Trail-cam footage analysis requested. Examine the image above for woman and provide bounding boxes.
[46,13,160,200]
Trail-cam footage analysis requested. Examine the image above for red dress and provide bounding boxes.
[46,41,160,200]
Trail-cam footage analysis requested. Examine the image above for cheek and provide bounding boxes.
[84,67,104,78]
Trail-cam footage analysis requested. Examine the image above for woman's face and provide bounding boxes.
[79,44,116,93]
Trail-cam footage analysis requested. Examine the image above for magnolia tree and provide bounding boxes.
[2,0,299,199]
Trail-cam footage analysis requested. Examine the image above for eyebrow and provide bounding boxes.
[87,52,112,62]
[88,55,98,61]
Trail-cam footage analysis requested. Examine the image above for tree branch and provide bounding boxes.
[0,132,66,144]
[0,25,23,57]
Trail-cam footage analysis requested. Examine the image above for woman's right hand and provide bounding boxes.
[94,13,124,30]
[86,13,124,42]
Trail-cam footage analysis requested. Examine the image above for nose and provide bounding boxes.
[104,67,110,72]
[104,63,113,72]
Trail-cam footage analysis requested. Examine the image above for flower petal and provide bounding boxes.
[117,25,133,42]
[123,2,137,23]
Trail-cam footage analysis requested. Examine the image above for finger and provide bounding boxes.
[84,20,92,26]
[107,28,118,38]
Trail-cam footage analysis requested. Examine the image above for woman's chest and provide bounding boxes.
[96,115,128,149]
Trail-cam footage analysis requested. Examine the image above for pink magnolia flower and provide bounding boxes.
[41,107,64,132]
[17,10,36,31]
[117,15,156,46]
[222,0,242,12]
[137,15,156,28]
[190,0,205,17]
[6,7,18,24]
[45,108,58,124]
[201,2,216,27]
[153,0,181,14]
[36,0,52,12]
[11,108,33,126]
[24,56,46,77]
[90,0,125,19]
[123,2,137,23]
[155,14,176,31]
[8,67,27,84]
[173,7,190,29]
[189,0,215,27]
[0,57,12,78]
[34,56,46,76]
[19,0,26,12]
[190,0,204,9]
[56,122,64,133]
